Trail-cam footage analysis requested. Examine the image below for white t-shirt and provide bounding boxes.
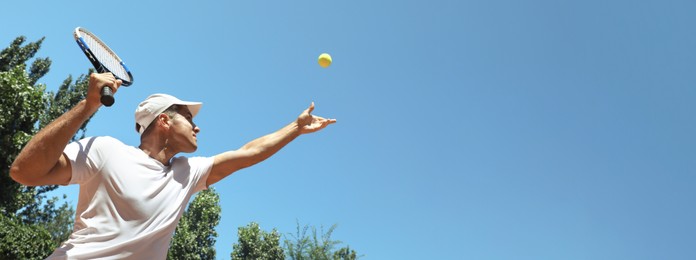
[46,136,213,260]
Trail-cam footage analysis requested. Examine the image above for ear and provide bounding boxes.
[157,114,172,129]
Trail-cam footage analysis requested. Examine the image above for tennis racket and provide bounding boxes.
[73,27,133,107]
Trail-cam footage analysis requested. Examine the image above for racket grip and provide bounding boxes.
[100,86,115,107]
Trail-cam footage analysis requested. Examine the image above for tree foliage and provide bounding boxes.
[0,214,55,260]
[231,221,360,260]
[0,36,91,259]
[231,222,285,260]
[284,222,359,260]
[168,188,222,260]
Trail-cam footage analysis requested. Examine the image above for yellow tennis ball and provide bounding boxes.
[318,53,332,68]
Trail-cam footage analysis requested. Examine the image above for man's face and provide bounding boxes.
[168,106,200,153]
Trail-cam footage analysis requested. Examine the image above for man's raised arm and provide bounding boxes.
[10,73,121,186]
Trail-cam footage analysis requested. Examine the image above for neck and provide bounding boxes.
[139,134,176,166]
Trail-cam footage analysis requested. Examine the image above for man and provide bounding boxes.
[9,72,336,259]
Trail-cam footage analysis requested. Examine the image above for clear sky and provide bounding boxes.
[2,0,696,259]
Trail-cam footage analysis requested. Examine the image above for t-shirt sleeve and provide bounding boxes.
[63,137,107,185]
[188,156,214,193]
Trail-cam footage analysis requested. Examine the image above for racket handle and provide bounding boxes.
[100,86,115,107]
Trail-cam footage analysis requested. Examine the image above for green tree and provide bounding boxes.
[168,188,222,260]
[284,222,311,260]
[332,246,358,260]
[284,222,360,260]
[0,36,92,259]
[0,214,55,260]
[231,222,285,260]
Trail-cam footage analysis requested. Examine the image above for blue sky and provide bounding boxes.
[3,0,696,259]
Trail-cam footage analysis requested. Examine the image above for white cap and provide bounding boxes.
[135,93,202,135]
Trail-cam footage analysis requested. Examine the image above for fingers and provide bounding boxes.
[315,119,331,130]
[93,73,122,91]
[110,79,123,93]
[305,102,315,115]
[300,115,337,134]
[321,117,337,127]
[87,73,123,107]
[314,116,337,125]
[297,102,337,134]
[94,72,116,81]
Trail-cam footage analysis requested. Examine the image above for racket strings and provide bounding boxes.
[82,34,131,82]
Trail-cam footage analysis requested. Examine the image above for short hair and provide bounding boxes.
[135,104,180,134]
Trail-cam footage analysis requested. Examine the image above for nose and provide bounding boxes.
[193,125,200,134]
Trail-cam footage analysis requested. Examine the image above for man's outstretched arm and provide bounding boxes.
[10,73,121,186]
[207,102,336,186]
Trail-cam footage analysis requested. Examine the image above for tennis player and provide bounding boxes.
[10,72,337,259]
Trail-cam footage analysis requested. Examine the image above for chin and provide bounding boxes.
[182,145,198,153]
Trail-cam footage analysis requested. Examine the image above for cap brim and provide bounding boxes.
[175,101,202,118]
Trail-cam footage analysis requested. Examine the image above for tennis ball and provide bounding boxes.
[318,53,332,68]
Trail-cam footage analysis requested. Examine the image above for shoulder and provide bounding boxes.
[94,136,125,145]
[171,156,215,191]
[74,136,126,146]
[171,156,215,177]
[172,156,214,167]
[68,136,129,154]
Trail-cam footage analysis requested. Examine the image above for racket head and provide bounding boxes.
[73,27,133,86]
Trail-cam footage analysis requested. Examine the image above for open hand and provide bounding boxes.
[297,102,336,134]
